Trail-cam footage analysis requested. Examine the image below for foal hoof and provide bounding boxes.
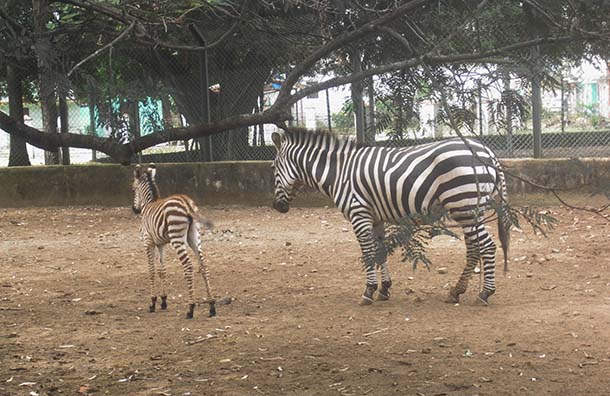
[186,303,195,319]
[209,302,217,317]
[445,288,461,304]
[375,292,390,301]
[359,295,374,306]
[477,289,495,306]
[149,305,156,313]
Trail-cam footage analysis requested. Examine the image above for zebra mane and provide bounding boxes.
[283,127,367,148]
[145,167,161,201]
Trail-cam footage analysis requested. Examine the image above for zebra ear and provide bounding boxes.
[134,164,142,178]
[271,132,283,149]
[146,165,157,180]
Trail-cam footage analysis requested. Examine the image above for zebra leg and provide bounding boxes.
[171,239,196,319]
[145,243,157,313]
[354,220,378,306]
[373,223,392,301]
[449,223,497,305]
[157,245,168,310]
[477,229,497,305]
[188,224,216,318]
[447,239,479,303]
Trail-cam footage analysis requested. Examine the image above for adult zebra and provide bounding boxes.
[132,164,216,319]
[271,128,509,306]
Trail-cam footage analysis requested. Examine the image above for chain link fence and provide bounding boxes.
[2,2,610,167]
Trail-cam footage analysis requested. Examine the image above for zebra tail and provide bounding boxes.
[195,214,214,230]
[496,170,510,273]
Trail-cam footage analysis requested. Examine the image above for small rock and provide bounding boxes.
[526,273,534,278]
[284,241,292,247]
[437,267,448,274]
[421,347,432,354]
[551,248,560,253]
[84,310,101,315]
[217,296,233,306]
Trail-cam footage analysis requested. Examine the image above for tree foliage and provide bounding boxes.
[1,0,610,163]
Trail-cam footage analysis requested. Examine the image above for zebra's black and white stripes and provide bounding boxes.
[271,128,509,305]
[132,164,215,319]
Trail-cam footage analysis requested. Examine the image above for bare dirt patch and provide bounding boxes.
[1,204,610,396]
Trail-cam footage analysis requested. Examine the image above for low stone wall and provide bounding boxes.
[0,159,608,207]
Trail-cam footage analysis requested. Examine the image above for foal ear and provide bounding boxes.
[134,164,142,178]
[146,163,157,180]
[271,132,284,149]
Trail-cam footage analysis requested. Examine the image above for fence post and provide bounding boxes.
[326,89,332,132]
[88,94,97,161]
[532,47,542,158]
[189,24,212,162]
[350,49,365,143]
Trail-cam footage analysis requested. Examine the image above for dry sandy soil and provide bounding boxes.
[1,203,610,396]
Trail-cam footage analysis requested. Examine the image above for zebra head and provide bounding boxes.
[132,164,158,214]
[271,132,297,213]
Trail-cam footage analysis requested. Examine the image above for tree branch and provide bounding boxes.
[67,20,136,77]
[0,108,290,164]
[275,0,436,105]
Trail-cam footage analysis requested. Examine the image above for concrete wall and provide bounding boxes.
[0,159,609,208]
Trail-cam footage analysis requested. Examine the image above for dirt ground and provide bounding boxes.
[1,202,610,396]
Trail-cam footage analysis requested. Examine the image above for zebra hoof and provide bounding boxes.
[359,295,374,306]
[160,296,167,310]
[186,303,195,319]
[375,291,390,301]
[446,288,461,304]
[149,296,157,312]
[477,289,495,306]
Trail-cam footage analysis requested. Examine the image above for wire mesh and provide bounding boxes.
[1,1,610,167]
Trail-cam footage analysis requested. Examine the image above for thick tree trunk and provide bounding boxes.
[33,0,60,165]
[7,64,31,166]
[161,95,174,129]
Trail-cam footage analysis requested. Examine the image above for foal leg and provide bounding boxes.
[157,245,168,310]
[188,224,216,317]
[171,237,196,319]
[145,242,158,312]
[372,223,392,301]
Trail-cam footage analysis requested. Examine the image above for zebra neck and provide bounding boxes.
[141,184,158,208]
[297,137,356,200]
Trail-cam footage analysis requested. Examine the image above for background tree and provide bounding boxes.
[1,0,610,164]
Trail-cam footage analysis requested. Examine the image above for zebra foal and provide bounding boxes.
[132,164,216,319]
[271,128,509,306]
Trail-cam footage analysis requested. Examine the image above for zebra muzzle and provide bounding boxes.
[273,201,290,213]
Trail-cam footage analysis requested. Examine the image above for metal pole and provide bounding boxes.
[532,77,542,158]
[478,79,484,136]
[326,89,332,132]
[88,94,97,161]
[189,24,212,161]
[350,49,365,143]
[560,72,566,133]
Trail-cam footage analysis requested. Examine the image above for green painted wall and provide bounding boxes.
[0,159,609,208]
